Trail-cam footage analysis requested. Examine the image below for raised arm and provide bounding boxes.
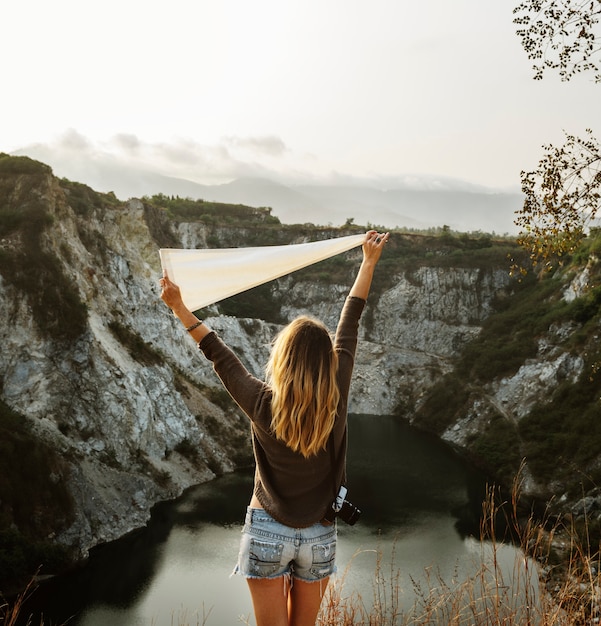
[160,270,212,343]
[348,230,390,300]
[160,230,389,335]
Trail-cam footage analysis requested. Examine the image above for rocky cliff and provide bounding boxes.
[2,154,597,581]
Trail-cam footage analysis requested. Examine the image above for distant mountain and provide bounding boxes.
[139,176,522,234]
[293,184,521,234]
[12,149,521,233]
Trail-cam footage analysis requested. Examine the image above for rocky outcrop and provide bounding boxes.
[0,177,250,556]
[0,162,535,561]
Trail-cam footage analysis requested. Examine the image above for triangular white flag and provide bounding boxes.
[159,234,365,311]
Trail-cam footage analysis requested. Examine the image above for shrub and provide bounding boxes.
[0,400,75,588]
[0,153,52,176]
[174,438,201,463]
[107,320,162,366]
[413,374,471,434]
[455,274,564,382]
[0,170,88,340]
[218,282,286,324]
[519,361,601,489]
[469,414,523,484]
[0,247,88,340]
[204,387,236,412]
[566,285,601,324]
[144,194,279,227]
[59,178,118,216]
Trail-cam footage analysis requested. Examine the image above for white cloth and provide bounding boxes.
[159,234,365,311]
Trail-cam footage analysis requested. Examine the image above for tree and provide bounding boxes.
[512,1,601,273]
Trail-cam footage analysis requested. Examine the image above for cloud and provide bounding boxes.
[91,133,290,183]
[57,128,92,151]
[12,130,292,186]
[222,135,287,156]
[112,133,142,154]
[11,128,499,194]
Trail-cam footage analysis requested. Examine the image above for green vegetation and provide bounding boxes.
[218,282,288,323]
[457,231,601,385]
[0,246,88,340]
[455,275,557,382]
[203,385,237,413]
[519,353,601,490]
[0,399,74,588]
[0,153,52,177]
[468,414,523,486]
[0,155,88,340]
[59,178,120,216]
[173,437,202,464]
[108,320,163,366]
[414,229,601,493]
[572,227,601,264]
[412,374,471,435]
[144,193,280,228]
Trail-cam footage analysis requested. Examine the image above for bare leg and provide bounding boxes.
[288,577,330,626]
[247,576,290,626]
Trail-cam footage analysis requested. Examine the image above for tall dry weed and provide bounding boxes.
[3,469,601,625]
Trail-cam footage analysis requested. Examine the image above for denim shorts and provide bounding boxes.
[233,507,337,582]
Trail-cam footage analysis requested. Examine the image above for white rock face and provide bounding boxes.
[3,174,578,556]
[492,352,584,421]
[370,266,508,356]
[563,265,591,302]
[0,191,235,554]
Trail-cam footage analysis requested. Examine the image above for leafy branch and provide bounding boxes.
[513,129,601,274]
[514,0,601,82]
[512,2,601,273]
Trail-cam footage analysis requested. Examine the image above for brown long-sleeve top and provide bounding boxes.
[198,296,365,528]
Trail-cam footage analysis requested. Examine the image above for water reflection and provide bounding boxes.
[20,415,510,625]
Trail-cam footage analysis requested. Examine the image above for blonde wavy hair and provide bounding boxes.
[266,316,340,458]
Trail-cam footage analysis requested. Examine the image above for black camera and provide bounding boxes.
[336,499,361,525]
[324,486,361,526]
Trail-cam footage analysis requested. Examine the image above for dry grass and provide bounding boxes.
[3,475,601,625]
[316,473,601,626]
[0,577,41,626]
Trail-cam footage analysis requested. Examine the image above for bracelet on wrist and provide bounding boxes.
[185,320,203,332]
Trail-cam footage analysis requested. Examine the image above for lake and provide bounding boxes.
[19,415,531,625]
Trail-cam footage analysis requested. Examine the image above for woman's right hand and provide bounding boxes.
[348,231,390,300]
[363,230,390,265]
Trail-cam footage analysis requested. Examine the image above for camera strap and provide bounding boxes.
[328,430,343,504]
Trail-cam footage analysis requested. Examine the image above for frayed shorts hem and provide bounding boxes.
[230,564,337,583]
[290,568,337,583]
[230,566,291,581]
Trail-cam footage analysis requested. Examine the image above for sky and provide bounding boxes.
[1,0,599,192]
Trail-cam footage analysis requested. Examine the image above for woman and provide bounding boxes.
[160,230,389,626]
